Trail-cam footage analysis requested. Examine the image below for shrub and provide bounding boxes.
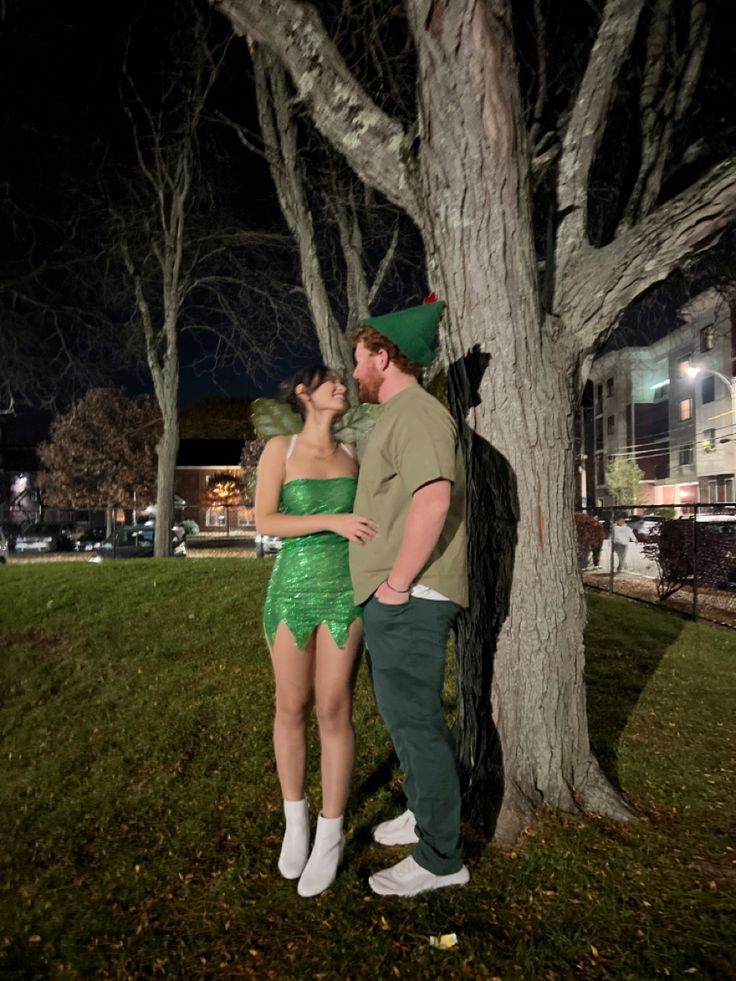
[643,520,692,600]
[644,520,736,599]
[575,513,605,567]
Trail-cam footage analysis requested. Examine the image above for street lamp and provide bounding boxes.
[687,364,736,499]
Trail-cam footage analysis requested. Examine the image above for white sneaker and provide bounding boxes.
[371,809,419,846]
[369,855,469,897]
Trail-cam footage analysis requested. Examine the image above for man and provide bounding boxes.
[590,515,605,569]
[349,296,469,897]
[612,516,637,572]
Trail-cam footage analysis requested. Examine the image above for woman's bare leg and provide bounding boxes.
[269,623,315,801]
[313,619,363,818]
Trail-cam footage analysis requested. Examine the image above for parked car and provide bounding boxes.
[13,524,74,553]
[89,525,187,561]
[626,515,665,540]
[255,533,282,558]
[73,528,107,552]
[0,528,8,565]
[688,514,736,542]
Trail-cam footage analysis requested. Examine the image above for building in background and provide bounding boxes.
[586,289,735,507]
[174,439,250,531]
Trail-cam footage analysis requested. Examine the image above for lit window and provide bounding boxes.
[678,355,692,377]
[679,398,693,421]
[703,428,716,453]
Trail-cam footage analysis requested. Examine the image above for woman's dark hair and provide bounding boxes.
[279,365,337,420]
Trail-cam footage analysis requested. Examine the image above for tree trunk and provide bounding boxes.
[153,360,179,558]
[209,0,736,842]
[154,412,178,558]
[415,2,632,842]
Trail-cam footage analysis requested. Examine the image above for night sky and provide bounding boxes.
[2,0,735,447]
[1,0,323,448]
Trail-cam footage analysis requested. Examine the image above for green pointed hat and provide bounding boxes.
[359,295,445,366]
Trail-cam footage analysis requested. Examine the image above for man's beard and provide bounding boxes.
[358,367,381,404]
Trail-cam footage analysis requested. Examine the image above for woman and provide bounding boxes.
[255,366,378,897]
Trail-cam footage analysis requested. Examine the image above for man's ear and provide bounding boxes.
[377,348,390,371]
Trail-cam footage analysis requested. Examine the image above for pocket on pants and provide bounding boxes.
[371,595,410,613]
[366,593,413,626]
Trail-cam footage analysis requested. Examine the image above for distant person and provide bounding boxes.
[612,516,637,572]
[255,366,378,898]
[591,516,605,569]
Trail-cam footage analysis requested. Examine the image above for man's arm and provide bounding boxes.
[375,479,451,603]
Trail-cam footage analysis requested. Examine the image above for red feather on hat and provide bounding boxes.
[423,292,437,304]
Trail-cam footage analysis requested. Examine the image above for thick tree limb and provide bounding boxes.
[556,0,644,271]
[332,182,370,322]
[212,0,420,221]
[368,221,399,308]
[620,0,710,228]
[528,0,548,153]
[562,156,736,353]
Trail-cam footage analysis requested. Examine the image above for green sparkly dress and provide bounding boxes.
[263,477,362,650]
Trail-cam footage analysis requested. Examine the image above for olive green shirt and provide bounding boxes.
[350,384,468,607]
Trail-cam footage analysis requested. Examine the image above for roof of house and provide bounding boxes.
[176,439,244,467]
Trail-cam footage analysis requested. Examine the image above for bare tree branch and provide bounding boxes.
[528,0,548,152]
[251,43,354,378]
[211,0,420,221]
[0,189,119,414]
[368,220,399,307]
[331,180,369,324]
[562,156,736,352]
[556,0,645,270]
[619,0,711,228]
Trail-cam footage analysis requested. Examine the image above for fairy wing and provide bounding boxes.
[251,398,302,440]
[250,398,377,447]
[333,403,378,446]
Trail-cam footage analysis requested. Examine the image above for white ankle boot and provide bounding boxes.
[278,798,310,879]
[297,813,345,897]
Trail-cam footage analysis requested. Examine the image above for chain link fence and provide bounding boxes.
[12,498,736,627]
[578,503,736,628]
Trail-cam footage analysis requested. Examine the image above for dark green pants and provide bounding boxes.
[364,595,463,875]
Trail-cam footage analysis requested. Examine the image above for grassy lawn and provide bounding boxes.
[1,562,734,980]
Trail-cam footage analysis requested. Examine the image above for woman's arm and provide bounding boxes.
[254,437,377,543]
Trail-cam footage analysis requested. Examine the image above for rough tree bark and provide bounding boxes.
[213,0,736,842]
